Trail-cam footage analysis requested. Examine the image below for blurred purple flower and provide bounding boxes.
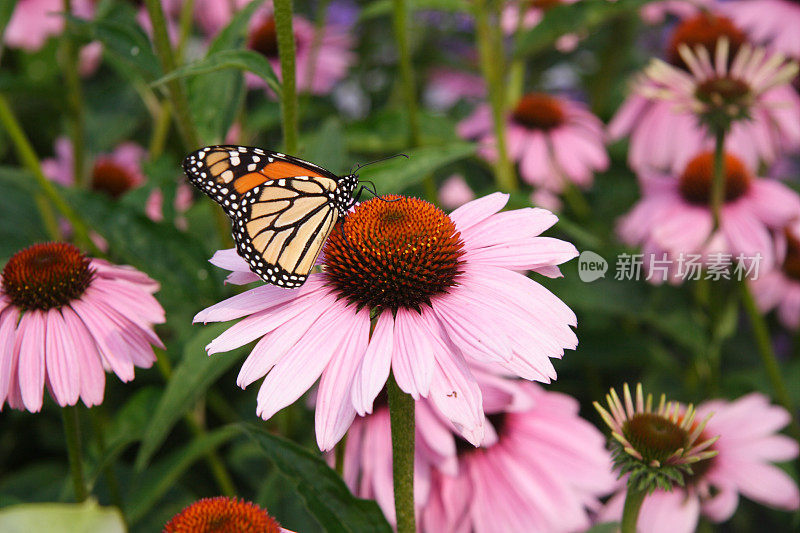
[459,92,609,192]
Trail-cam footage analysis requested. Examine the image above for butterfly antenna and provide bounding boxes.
[352,153,409,175]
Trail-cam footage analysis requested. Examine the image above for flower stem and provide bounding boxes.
[89,408,123,510]
[144,0,200,149]
[740,281,800,442]
[710,128,726,231]
[474,0,517,192]
[620,485,646,533]
[62,405,88,502]
[392,0,436,200]
[153,349,237,496]
[61,0,86,188]
[392,0,420,148]
[274,0,299,154]
[388,372,416,533]
[0,93,100,253]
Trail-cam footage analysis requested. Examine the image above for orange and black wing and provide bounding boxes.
[182,145,342,287]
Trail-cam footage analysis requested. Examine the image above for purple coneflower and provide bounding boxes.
[0,242,164,411]
[195,193,578,451]
[459,93,609,192]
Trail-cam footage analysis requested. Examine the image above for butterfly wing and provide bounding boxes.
[182,145,343,287]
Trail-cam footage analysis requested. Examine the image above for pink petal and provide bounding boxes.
[352,310,394,416]
[61,306,105,407]
[429,343,484,445]
[17,311,46,412]
[449,192,510,232]
[70,299,135,382]
[44,309,80,406]
[0,307,20,407]
[391,308,436,399]
[315,307,370,451]
[255,296,350,420]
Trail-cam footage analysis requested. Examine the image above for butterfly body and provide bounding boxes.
[183,145,359,288]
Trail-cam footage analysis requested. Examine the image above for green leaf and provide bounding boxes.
[345,109,460,153]
[207,0,266,54]
[135,323,247,470]
[153,49,281,97]
[0,500,125,533]
[66,17,161,79]
[0,167,49,260]
[301,117,347,174]
[125,426,240,524]
[366,142,476,193]
[514,0,648,59]
[59,187,224,315]
[86,387,161,487]
[242,424,392,533]
[360,0,468,20]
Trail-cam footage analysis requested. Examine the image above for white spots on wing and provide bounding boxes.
[248,164,257,171]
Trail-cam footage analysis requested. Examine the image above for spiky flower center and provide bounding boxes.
[678,151,751,205]
[511,93,565,131]
[323,195,465,312]
[623,412,689,465]
[667,13,746,69]
[163,496,282,533]
[248,16,279,58]
[2,242,93,311]
[91,158,138,199]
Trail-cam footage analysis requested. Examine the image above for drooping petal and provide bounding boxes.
[352,310,394,416]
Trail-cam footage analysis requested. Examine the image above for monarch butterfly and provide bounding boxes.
[182,145,364,288]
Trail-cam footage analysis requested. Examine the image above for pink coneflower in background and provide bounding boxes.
[458,93,609,192]
[194,0,252,37]
[341,368,538,526]
[751,221,800,329]
[597,393,800,533]
[437,174,475,209]
[421,381,615,533]
[618,150,800,274]
[0,242,164,412]
[424,68,486,111]
[244,7,354,95]
[609,16,800,174]
[724,0,800,58]
[195,193,578,451]
[4,0,88,51]
[41,137,192,224]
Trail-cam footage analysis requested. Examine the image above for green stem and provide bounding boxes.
[506,0,528,106]
[175,0,196,63]
[392,0,420,148]
[0,94,99,253]
[388,373,415,533]
[474,0,516,192]
[62,405,88,502]
[621,485,646,533]
[274,0,299,154]
[710,128,725,231]
[148,102,173,160]
[561,179,591,220]
[740,282,800,442]
[89,408,123,510]
[34,194,63,241]
[61,0,86,188]
[144,0,200,149]
[152,348,236,496]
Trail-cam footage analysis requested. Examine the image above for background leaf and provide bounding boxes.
[0,500,126,533]
[367,142,476,192]
[242,424,392,533]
